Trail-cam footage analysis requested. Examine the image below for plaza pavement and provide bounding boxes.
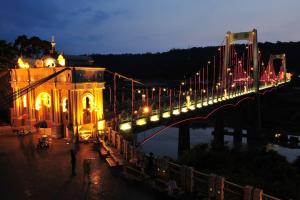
[0,133,163,200]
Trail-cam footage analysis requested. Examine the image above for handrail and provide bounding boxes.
[262,193,281,200]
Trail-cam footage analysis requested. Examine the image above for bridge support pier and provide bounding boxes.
[213,110,224,149]
[247,95,262,141]
[178,123,190,158]
[233,109,243,150]
[247,94,262,151]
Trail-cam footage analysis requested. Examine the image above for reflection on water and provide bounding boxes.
[138,126,299,162]
[266,143,300,162]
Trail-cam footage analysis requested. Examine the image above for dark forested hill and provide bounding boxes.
[91,41,300,80]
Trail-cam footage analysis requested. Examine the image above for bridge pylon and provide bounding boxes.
[269,54,287,82]
[223,29,259,93]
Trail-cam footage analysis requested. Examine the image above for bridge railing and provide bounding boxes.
[104,127,282,199]
[168,162,182,187]
[193,170,210,197]
[223,180,244,200]
[262,193,281,200]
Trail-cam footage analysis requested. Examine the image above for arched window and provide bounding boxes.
[35,92,51,120]
[86,97,90,109]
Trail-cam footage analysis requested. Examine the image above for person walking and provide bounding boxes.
[68,123,77,176]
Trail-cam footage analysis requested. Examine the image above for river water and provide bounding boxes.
[137,126,300,163]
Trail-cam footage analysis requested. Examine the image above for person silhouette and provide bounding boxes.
[68,123,77,176]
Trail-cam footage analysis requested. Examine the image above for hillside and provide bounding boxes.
[92,41,300,80]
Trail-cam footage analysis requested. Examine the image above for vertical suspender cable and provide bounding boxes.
[212,56,216,100]
[113,73,117,119]
[158,87,161,114]
[194,74,197,104]
[169,89,172,113]
[131,79,134,115]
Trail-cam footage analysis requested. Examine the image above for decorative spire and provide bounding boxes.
[50,34,56,54]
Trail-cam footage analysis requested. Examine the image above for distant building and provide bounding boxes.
[10,37,105,139]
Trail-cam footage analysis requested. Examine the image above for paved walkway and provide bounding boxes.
[0,133,162,200]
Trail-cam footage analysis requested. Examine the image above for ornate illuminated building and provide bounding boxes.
[10,36,105,139]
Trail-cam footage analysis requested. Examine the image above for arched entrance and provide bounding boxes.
[35,92,51,121]
[82,93,94,124]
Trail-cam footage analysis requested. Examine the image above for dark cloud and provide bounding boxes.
[0,0,299,54]
[68,7,93,16]
[83,10,110,25]
[0,1,67,28]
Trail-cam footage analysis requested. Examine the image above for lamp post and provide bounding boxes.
[206,61,210,103]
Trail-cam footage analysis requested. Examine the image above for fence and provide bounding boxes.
[104,127,281,200]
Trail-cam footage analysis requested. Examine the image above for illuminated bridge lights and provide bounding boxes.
[136,118,147,126]
[196,103,202,108]
[172,109,180,115]
[150,115,160,122]
[203,101,208,106]
[189,105,195,110]
[119,122,132,131]
[208,100,213,105]
[162,112,170,118]
[181,107,188,113]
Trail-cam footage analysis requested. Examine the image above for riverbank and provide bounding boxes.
[177,143,300,200]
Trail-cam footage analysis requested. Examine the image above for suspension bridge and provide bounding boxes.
[103,29,290,148]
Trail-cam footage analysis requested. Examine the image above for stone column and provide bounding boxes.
[26,90,36,130]
[51,89,63,138]
[76,90,82,125]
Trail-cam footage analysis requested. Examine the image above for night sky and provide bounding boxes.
[1,0,300,54]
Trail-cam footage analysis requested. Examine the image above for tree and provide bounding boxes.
[0,40,17,69]
[14,35,51,58]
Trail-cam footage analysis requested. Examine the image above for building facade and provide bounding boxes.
[10,54,105,139]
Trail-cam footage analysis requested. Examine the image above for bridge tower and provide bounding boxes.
[269,54,287,82]
[223,29,261,138]
[223,29,259,93]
